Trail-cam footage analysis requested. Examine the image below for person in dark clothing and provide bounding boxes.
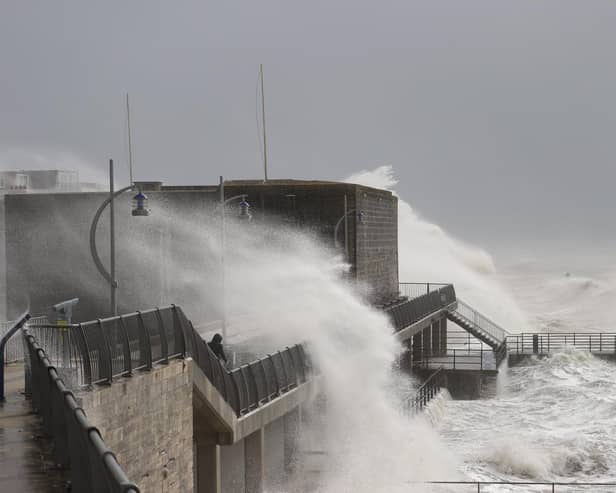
[208,333,227,363]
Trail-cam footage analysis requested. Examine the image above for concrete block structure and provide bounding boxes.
[1,179,398,322]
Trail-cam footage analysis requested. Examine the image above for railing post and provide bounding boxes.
[136,311,153,369]
[97,319,114,384]
[155,308,169,363]
[119,317,132,376]
[0,312,31,401]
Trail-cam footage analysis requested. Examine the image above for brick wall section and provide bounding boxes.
[78,360,193,493]
[355,186,399,304]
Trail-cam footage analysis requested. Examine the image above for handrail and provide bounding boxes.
[417,480,616,491]
[404,366,446,415]
[413,348,494,371]
[452,299,508,344]
[0,312,31,400]
[385,284,456,332]
[0,315,48,364]
[28,305,310,417]
[507,332,616,354]
[399,282,451,301]
[24,325,140,492]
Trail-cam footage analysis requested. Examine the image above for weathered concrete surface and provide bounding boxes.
[0,363,68,492]
[192,360,318,445]
[394,304,456,343]
[79,359,194,493]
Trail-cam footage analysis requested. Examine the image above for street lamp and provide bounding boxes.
[219,176,251,344]
[90,159,150,317]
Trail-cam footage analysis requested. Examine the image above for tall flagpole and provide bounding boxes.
[126,93,134,185]
[260,64,268,182]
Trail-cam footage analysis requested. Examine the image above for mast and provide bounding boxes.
[126,93,134,185]
[260,64,268,182]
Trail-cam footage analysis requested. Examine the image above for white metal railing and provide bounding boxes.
[1,316,48,364]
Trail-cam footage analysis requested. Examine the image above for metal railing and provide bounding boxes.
[451,299,508,345]
[1,315,48,364]
[447,328,492,351]
[385,284,456,332]
[182,304,308,415]
[399,282,451,301]
[507,332,616,355]
[413,348,496,371]
[24,325,140,493]
[25,305,309,417]
[404,366,446,415]
[419,480,616,491]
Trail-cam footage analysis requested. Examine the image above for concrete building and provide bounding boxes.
[1,178,398,322]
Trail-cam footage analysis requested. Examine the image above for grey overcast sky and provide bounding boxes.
[2,1,616,255]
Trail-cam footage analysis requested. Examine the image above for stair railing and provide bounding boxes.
[453,299,508,344]
[403,366,446,415]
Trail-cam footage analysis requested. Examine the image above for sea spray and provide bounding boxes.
[345,165,528,333]
[119,206,461,491]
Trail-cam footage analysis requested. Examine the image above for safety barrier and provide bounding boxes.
[452,299,507,345]
[418,480,616,491]
[404,367,446,415]
[386,284,456,332]
[413,348,496,371]
[507,332,616,355]
[27,305,309,416]
[24,325,140,493]
[399,282,451,301]
[178,306,308,415]
[1,315,48,364]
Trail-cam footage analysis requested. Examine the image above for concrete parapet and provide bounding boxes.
[79,359,194,493]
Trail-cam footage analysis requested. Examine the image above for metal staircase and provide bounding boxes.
[446,299,508,350]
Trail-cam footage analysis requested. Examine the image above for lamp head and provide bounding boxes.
[132,191,150,217]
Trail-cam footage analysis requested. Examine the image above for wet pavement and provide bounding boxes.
[0,363,68,492]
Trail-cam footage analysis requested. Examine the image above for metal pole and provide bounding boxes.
[220,176,227,343]
[126,94,134,185]
[260,64,268,182]
[343,194,348,261]
[109,160,117,316]
[0,312,30,401]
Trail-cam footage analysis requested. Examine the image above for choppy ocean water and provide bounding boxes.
[434,261,616,491]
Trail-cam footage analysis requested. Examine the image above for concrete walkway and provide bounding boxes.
[0,363,68,492]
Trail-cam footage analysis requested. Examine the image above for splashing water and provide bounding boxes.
[118,198,461,491]
[346,165,528,333]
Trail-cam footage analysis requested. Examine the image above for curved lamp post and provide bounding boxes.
[90,160,149,317]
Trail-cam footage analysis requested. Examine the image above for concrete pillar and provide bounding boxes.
[245,428,265,493]
[284,407,301,475]
[399,338,413,370]
[440,317,448,354]
[196,437,221,493]
[422,325,432,356]
[431,321,441,356]
[412,332,422,363]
